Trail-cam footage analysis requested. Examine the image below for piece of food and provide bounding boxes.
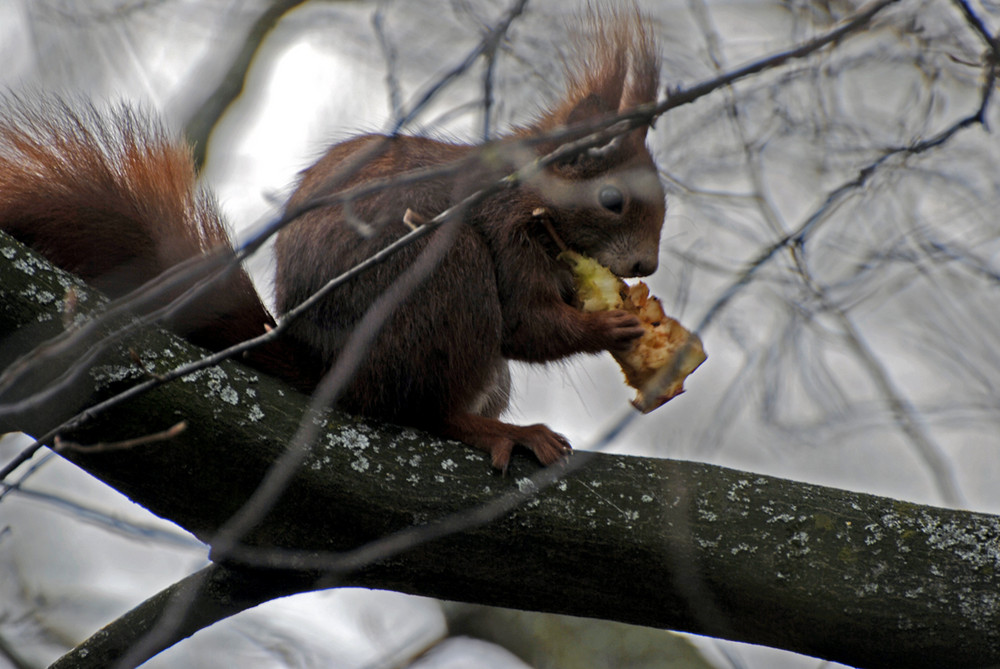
[560,250,707,413]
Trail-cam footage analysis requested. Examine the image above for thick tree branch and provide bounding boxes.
[2,231,1000,669]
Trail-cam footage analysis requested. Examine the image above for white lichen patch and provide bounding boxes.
[516,478,537,494]
[858,579,880,596]
[640,493,654,503]
[195,367,239,405]
[783,531,811,558]
[727,479,752,503]
[324,426,373,458]
[958,590,1000,629]
[247,404,264,422]
[697,535,721,549]
[180,368,205,383]
[864,523,883,545]
[440,458,457,472]
[698,508,719,522]
[351,456,370,472]
[310,455,333,471]
[917,512,1000,571]
[24,287,57,304]
[13,257,37,275]
[731,542,757,555]
[90,363,140,385]
[219,385,239,405]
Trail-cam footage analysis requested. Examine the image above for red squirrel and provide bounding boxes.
[0,10,664,470]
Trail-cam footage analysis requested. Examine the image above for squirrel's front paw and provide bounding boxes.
[590,309,644,352]
[485,424,571,472]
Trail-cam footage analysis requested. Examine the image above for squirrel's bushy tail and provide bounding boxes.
[0,95,316,389]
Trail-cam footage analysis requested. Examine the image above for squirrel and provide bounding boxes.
[0,9,664,470]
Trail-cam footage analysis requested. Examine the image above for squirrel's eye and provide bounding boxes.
[598,185,624,214]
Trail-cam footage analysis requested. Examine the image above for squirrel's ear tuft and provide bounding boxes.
[523,5,660,157]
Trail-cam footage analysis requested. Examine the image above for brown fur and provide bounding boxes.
[1,9,664,469]
[276,10,664,468]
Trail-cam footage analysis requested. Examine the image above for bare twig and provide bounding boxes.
[387,0,530,135]
[373,0,404,125]
[951,0,1000,66]
[54,421,187,454]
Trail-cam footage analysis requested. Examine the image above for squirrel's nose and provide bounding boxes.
[629,256,658,277]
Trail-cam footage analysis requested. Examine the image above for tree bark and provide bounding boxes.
[2,230,999,669]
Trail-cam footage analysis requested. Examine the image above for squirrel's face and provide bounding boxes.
[580,159,665,278]
[534,146,666,279]
[513,5,663,278]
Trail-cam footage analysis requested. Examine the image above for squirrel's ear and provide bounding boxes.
[564,93,615,127]
[518,7,659,163]
[550,84,653,170]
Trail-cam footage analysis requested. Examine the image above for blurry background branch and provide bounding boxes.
[182,0,313,170]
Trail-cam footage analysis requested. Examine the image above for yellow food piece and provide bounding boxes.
[560,250,707,413]
[559,251,623,312]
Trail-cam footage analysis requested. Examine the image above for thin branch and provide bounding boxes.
[951,0,1000,67]
[0,485,202,549]
[373,0,404,125]
[790,244,966,506]
[51,564,317,669]
[183,0,312,170]
[54,421,187,454]
[387,0,530,135]
[650,0,903,119]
